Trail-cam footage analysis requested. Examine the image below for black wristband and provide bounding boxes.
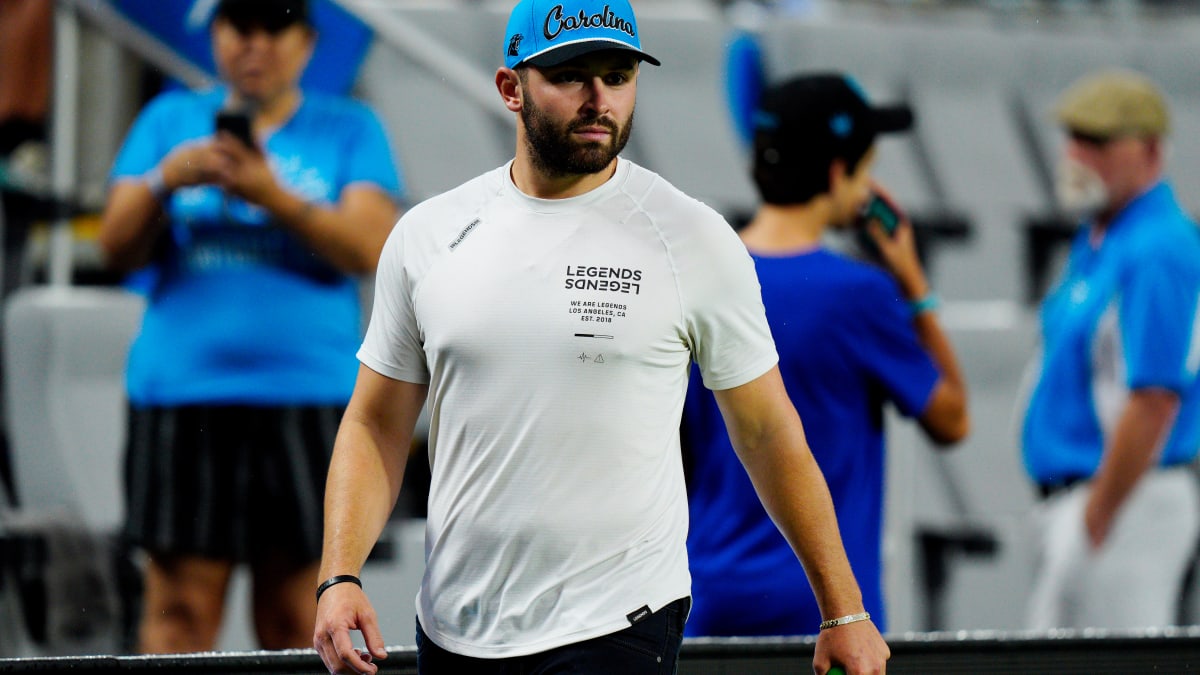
[316,574,362,603]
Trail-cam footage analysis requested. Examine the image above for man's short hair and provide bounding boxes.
[752,73,912,205]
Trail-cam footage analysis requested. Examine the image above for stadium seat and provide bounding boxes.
[3,285,143,533]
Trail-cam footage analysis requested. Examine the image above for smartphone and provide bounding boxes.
[859,192,903,236]
[215,110,255,148]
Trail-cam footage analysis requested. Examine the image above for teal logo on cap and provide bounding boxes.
[830,113,853,138]
[543,4,636,40]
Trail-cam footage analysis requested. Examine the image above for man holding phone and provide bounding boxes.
[682,73,970,636]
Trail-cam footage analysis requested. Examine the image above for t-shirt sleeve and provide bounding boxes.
[1120,249,1200,393]
[110,95,177,181]
[358,218,429,384]
[855,274,941,418]
[341,104,405,204]
[681,214,778,391]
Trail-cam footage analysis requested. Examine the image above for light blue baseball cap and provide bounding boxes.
[503,0,661,69]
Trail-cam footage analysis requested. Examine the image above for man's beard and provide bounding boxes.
[522,92,633,178]
[1055,157,1109,220]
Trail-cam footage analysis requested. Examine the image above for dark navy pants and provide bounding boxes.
[416,597,690,674]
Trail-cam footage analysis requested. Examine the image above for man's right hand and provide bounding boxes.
[313,583,389,675]
[861,184,928,302]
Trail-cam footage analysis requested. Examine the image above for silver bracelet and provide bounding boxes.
[819,611,871,631]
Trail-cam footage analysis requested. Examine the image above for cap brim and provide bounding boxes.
[522,40,661,68]
[872,104,914,133]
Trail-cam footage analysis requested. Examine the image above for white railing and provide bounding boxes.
[332,0,513,128]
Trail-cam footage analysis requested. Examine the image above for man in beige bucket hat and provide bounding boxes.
[1020,67,1200,631]
[1055,68,1168,139]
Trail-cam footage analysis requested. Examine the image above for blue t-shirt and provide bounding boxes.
[1022,182,1200,485]
[110,87,404,406]
[683,248,939,636]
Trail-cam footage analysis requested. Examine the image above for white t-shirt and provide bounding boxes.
[359,158,777,658]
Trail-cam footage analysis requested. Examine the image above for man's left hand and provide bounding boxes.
[813,619,890,674]
[1084,493,1115,549]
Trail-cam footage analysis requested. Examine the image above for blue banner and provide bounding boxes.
[108,0,372,95]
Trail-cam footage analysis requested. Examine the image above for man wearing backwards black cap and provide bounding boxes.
[1020,68,1200,631]
[313,2,887,673]
[683,73,969,638]
[214,0,312,33]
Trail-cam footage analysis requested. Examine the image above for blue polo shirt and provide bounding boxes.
[110,87,403,406]
[1022,181,1200,486]
[683,248,939,636]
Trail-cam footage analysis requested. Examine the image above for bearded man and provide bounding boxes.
[311,1,889,673]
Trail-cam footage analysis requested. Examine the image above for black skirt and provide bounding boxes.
[121,404,342,564]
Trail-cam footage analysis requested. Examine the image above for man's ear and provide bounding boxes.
[496,68,523,113]
[1145,136,1165,166]
[828,158,848,193]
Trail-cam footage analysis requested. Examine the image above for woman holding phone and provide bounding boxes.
[98,0,403,654]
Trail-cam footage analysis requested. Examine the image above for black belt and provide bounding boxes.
[1037,476,1086,500]
[1037,461,1197,500]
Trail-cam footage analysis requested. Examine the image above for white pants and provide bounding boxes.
[1025,468,1200,631]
